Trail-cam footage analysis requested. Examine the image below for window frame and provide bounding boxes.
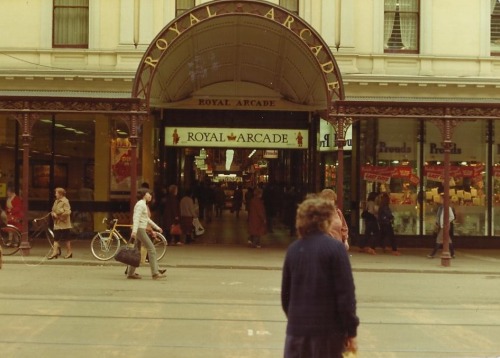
[279,0,299,15]
[176,0,196,17]
[384,0,420,54]
[52,0,89,49]
[491,0,500,56]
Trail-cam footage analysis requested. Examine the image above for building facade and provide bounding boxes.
[1,0,500,247]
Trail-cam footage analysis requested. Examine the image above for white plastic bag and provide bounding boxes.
[193,217,205,236]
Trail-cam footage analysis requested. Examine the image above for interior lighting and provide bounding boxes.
[226,149,234,170]
[248,149,256,158]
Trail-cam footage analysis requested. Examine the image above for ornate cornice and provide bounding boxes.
[0,96,148,115]
[333,100,500,119]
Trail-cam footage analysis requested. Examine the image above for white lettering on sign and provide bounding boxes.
[165,127,308,149]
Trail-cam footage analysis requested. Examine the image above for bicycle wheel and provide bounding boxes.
[90,231,121,261]
[152,232,167,261]
[0,225,22,256]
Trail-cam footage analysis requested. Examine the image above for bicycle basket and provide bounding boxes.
[32,215,51,231]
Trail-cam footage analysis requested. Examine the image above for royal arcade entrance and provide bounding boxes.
[132,0,348,205]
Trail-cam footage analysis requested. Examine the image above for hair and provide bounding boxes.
[55,187,66,196]
[320,188,337,202]
[367,191,378,201]
[137,188,150,200]
[295,195,335,239]
[379,192,390,207]
[168,184,178,194]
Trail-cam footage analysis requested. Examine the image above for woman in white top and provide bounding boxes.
[127,188,166,280]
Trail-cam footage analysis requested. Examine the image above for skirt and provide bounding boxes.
[54,228,71,242]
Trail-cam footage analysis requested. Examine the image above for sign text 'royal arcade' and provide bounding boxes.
[165,127,308,149]
[136,1,341,100]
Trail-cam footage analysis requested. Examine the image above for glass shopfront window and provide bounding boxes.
[492,121,500,235]
[360,118,420,235]
[0,116,20,201]
[4,115,142,235]
[423,121,487,236]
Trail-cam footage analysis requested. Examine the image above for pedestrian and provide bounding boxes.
[244,187,254,213]
[427,195,456,258]
[377,192,400,255]
[214,183,226,217]
[164,184,181,245]
[263,182,277,233]
[320,188,349,250]
[48,187,73,259]
[283,186,300,237]
[6,185,23,231]
[281,195,359,358]
[247,188,266,248]
[359,191,379,255]
[126,188,166,280]
[232,185,243,218]
[179,188,198,245]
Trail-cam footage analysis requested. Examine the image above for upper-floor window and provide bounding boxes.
[384,0,419,53]
[176,0,195,17]
[491,0,500,55]
[280,0,299,15]
[53,0,89,48]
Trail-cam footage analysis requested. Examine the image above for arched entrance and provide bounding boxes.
[132,0,346,203]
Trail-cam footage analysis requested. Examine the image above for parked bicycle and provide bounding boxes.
[90,218,167,261]
[0,213,55,256]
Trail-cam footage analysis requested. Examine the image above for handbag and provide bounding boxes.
[192,217,205,236]
[115,244,141,267]
[170,223,182,235]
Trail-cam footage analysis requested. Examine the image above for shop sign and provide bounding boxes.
[361,165,419,185]
[197,98,277,108]
[263,150,279,158]
[424,164,484,182]
[165,127,308,149]
[319,119,352,151]
[428,142,462,154]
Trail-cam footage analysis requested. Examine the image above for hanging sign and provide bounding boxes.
[361,165,419,185]
[165,127,308,149]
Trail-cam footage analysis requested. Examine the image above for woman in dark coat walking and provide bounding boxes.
[247,188,266,248]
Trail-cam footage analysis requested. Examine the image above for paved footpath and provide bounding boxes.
[3,240,500,275]
[2,241,500,358]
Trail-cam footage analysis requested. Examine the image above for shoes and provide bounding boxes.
[159,269,167,274]
[127,273,142,279]
[391,251,401,256]
[47,253,59,260]
[364,248,376,255]
[427,254,434,259]
[176,242,183,246]
[64,253,73,259]
[152,273,166,280]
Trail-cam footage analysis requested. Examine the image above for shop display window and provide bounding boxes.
[359,118,419,235]
[424,121,487,236]
[493,120,500,235]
